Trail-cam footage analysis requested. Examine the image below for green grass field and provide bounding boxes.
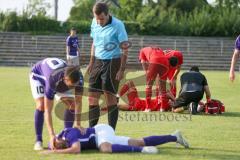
[0,67,240,160]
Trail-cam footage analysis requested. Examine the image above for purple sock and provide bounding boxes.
[111,144,143,153]
[64,109,75,128]
[34,109,44,142]
[143,135,177,146]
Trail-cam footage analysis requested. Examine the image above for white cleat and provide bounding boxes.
[34,141,43,151]
[141,146,158,154]
[172,130,189,148]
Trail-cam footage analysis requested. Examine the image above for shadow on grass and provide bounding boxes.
[174,111,240,118]
[158,146,240,160]
[218,112,240,118]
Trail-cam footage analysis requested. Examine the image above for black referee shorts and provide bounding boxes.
[172,91,203,109]
[89,58,121,94]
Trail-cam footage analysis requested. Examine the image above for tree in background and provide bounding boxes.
[215,0,240,8]
[69,0,95,21]
[25,0,51,18]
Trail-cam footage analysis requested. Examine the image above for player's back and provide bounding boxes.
[180,71,207,93]
[32,58,67,78]
[139,47,165,63]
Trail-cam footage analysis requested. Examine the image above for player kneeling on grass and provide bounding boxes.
[171,66,211,114]
[41,124,189,154]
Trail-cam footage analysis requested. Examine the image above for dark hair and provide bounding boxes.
[54,138,68,149]
[169,57,178,67]
[190,66,200,72]
[64,66,80,83]
[93,2,109,15]
[71,27,76,31]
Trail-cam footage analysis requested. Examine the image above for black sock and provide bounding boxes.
[89,105,100,127]
[108,105,119,130]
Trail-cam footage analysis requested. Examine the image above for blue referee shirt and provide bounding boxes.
[90,16,128,60]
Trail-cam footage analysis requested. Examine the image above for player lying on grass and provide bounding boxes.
[29,58,84,150]
[41,124,189,154]
[116,80,175,111]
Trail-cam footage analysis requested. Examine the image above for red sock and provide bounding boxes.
[160,92,170,111]
[119,84,129,96]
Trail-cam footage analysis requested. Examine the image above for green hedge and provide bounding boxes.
[0,8,239,37]
[61,21,91,33]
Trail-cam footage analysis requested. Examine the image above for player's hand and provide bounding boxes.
[49,135,56,150]
[87,63,93,75]
[207,98,211,103]
[116,70,124,81]
[75,126,87,135]
[229,71,235,82]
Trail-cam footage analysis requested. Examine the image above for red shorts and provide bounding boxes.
[147,63,169,82]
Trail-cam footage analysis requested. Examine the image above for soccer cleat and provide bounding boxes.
[171,130,189,148]
[141,146,158,154]
[34,141,43,151]
[188,102,198,115]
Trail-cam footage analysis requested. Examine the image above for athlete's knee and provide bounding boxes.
[61,98,75,110]
[35,98,44,111]
[88,96,100,105]
[128,138,145,146]
[88,92,101,105]
[99,142,112,153]
[128,81,135,88]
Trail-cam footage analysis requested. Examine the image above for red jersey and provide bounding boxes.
[139,47,166,64]
[165,50,183,80]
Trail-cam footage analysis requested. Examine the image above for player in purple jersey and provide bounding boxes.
[29,58,84,151]
[66,28,81,66]
[41,124,189,154]
[230,35,240,82]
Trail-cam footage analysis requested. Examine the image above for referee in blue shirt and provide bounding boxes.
[87,2,128,130]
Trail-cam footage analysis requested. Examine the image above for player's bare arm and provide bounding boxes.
[74,95,86,134]
[230,49,240,82]
[44,97,55,149]
[87,43,95,74]
[204,85,211,101]
[116,48,128,81]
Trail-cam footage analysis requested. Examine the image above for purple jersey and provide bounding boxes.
[31,58,83,100]
[57,128,97,150]
[66,36,80,56]
[235,35,240,50]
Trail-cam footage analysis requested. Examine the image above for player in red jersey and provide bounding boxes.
[164,50,183,97]
[117,81,175,111]
[139,47,178,111]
